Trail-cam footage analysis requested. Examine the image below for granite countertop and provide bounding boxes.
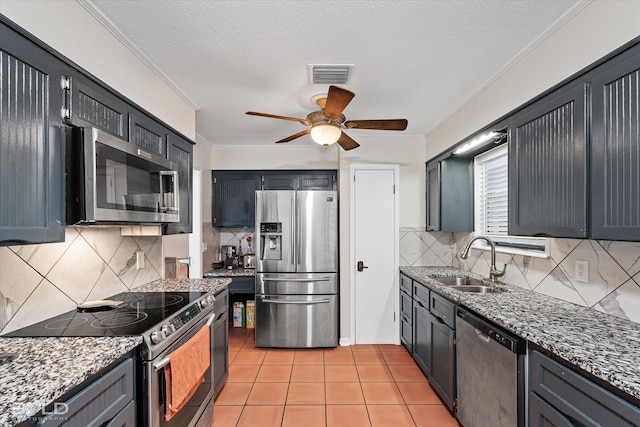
[0,278,231,426]
[135,277,232,293]
[400,266,640,402]
[0,336,141,426]
[204,268,256,278]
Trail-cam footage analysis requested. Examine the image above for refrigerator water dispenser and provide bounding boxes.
[260,222,282,260]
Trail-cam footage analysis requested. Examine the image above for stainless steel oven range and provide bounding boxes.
[4,291,216,427]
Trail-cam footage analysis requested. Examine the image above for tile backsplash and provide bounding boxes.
[202,225,255,271]
[0,227,162,334]
[400,227,640,325]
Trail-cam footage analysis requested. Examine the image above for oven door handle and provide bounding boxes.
[262,277,330,282]
[262,299,331,305]
[206,312,216,327]
[152,312,215,372]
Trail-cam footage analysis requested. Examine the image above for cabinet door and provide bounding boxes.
[428,312,456,412]
[0,22,65,245]
[213,289,229,398]
[508,82,588,238]
[591,44,640,240]
[164,133,193,234]
[262,170,336,190]
[412,298,431,376]
[528,392,574,427]
[212,172,262,226]
[426,161,440,231]
[262,173,297,190]
[65,72,128,139]
[440,157,473,232]
[128,110,166,156]
[298,172,336,190]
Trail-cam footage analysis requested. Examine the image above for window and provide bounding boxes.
[473,144,549,258]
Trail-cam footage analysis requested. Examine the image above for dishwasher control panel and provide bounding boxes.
[457,308,525,354]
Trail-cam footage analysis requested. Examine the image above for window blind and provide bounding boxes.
[475,145,508,235]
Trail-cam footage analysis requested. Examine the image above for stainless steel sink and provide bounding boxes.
[449,285,505,294]
[434,277,486,287]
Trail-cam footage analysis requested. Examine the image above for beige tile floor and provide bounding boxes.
[211,328,459,427]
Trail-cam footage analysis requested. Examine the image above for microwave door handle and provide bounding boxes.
[136,148,153,160]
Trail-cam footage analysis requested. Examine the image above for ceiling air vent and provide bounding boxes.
[308,64,354,85]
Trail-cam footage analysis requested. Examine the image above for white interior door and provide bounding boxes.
[351,165,399,344]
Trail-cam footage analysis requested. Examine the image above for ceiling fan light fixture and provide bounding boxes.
[310,123,341,146]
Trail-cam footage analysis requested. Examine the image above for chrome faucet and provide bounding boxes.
[460,236,506,282]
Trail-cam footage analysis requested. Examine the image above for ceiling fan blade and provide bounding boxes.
[344,119,408,130]
[275,129,310,144]
[336,132,360,151]
[323,86,355,119]
[246,111,309,125]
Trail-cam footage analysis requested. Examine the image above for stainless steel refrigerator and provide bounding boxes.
[255,190,338,348]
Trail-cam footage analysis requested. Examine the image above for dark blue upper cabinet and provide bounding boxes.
[129,109,167,156]
[212,171,262,227]
[591,43,640,241]
[0,20,65,245]
[164,132,194,234]
[64,72,129,139]
[508,81,589,238]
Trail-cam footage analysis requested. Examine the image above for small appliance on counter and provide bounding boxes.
[221,245,237,269]
[244,254,256,269]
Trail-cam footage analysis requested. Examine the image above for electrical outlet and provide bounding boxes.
[575,260,588,283]
[136,250,145,270]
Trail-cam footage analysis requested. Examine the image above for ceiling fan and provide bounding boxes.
[246,86,408,151]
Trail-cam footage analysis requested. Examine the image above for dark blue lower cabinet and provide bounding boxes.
[37,357,135,427]
[528,350,640,427]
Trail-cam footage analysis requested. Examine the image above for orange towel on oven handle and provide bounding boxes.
[164,325,211,421]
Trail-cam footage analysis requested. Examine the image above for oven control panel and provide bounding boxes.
[170,303,202,330]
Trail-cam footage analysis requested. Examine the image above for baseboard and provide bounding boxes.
[339,337,351,347]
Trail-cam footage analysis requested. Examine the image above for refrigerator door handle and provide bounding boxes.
[262,299,331,305]
[290,195,296,266]
[295,194,300,267]
[262,277,331,282]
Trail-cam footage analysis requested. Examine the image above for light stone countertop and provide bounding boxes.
[400,266,640,403]
[203,268,256,278]
[0,278,231,426]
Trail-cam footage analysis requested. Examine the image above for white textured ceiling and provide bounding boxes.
[86,0,586,147]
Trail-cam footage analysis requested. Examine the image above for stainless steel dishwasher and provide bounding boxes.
[456,307,525,427]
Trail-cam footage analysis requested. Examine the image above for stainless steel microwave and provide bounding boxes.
[66,126,179,225]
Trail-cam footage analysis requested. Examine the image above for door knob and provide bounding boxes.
[357,261,369,272]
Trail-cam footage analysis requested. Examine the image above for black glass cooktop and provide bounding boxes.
[4,291,207,338]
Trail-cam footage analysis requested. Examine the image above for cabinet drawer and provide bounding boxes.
[400,274,413,294]
[400,289,413,323]
[214,288,229,313]
[38,357,134,426]
[430,292,455,329]
[413,283,430,306]
[529,350,640,427]
[228,277,255,294]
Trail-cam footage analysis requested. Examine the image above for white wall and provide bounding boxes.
[424,0,640,159]
[211,144,340,170]
[0,0,196,138]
